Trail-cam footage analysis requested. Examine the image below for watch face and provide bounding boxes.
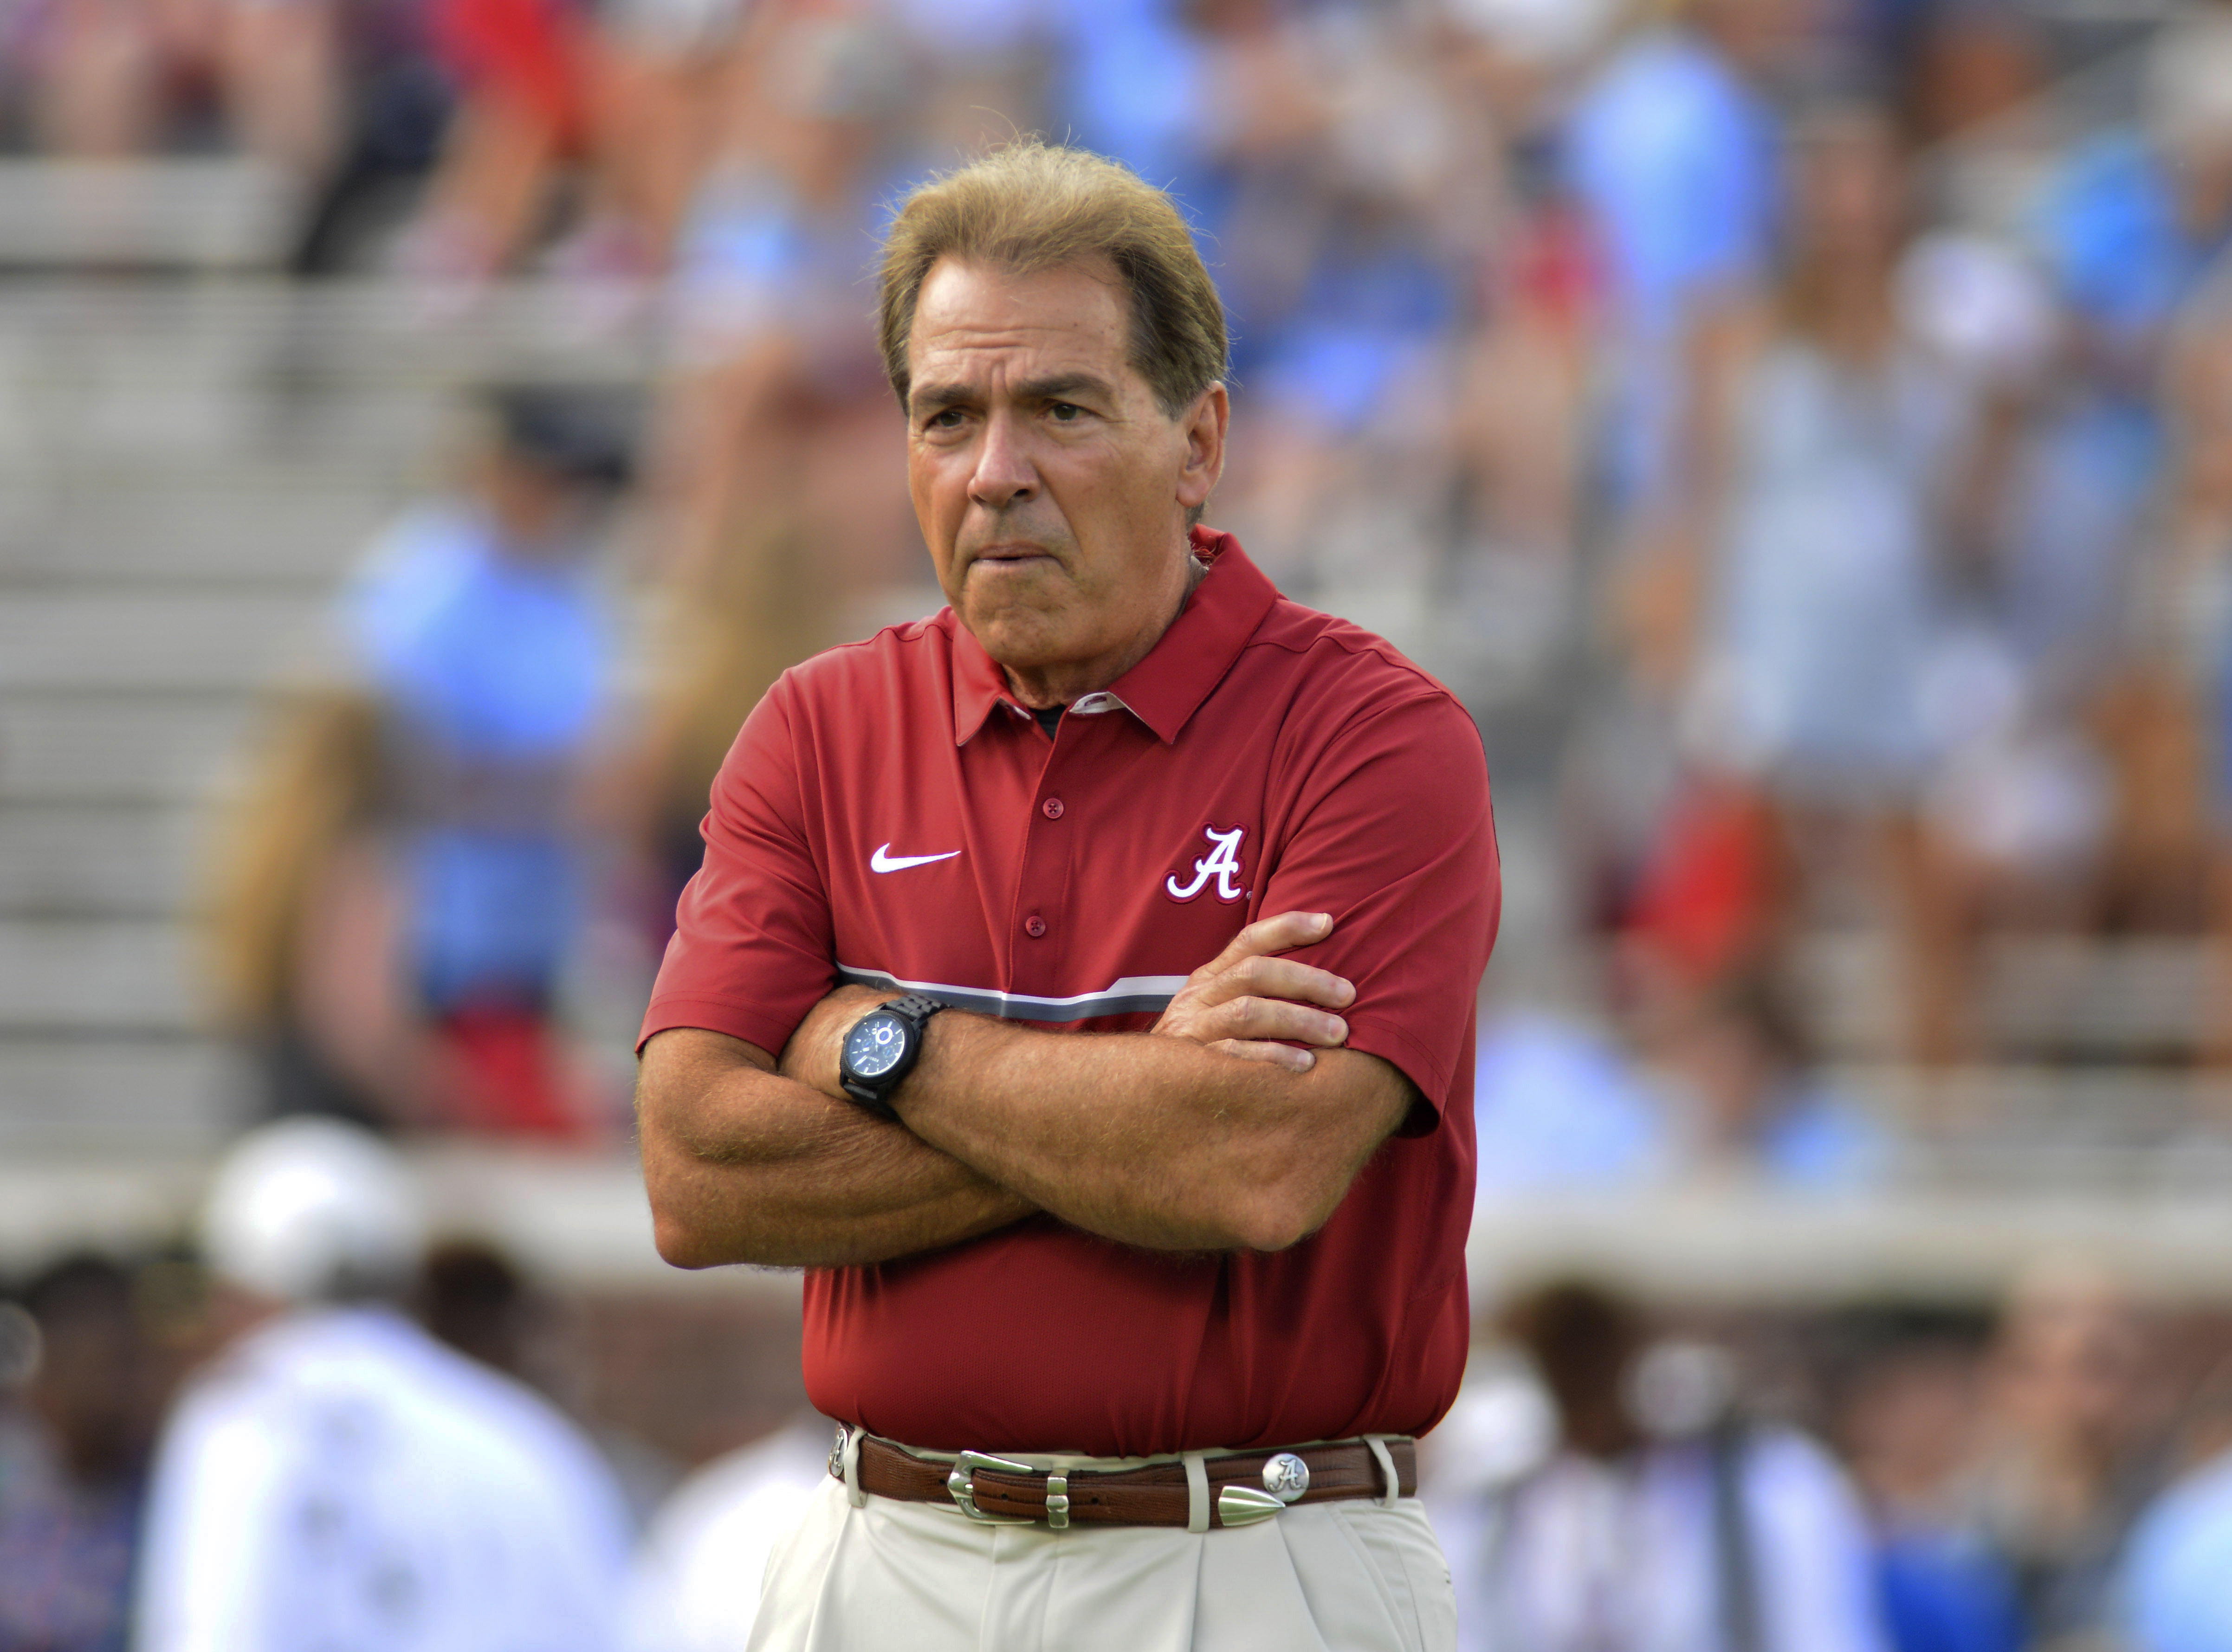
[843,1013,909,1081]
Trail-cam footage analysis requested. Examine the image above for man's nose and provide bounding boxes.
[967,411,1037,510]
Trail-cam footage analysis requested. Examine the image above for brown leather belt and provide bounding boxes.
[835,1431,1416,1530]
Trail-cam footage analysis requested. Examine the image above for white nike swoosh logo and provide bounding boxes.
[870,844,962,873]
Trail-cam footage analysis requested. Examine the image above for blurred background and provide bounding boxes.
[12,0,2232,1646]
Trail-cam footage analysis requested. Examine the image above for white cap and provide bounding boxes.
[199,1119,427,1303]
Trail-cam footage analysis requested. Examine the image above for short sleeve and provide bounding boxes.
[1256,687,1500,1127]
[638,679,838,1055]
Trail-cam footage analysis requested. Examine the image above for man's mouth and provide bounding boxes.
[970,545,1057,569]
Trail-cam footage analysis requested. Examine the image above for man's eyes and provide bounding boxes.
[919,401,1090,432]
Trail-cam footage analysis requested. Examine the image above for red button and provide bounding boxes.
[1042,797,1065,820]
[1023,914,1048,938]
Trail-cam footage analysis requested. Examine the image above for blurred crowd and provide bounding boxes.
[83,0,2232,1152]
[1425,1267,2232,1652]
[7,1122,2232,1650]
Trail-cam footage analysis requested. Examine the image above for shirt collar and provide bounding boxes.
[948,528,1278,747]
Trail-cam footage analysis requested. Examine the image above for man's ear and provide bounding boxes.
[1176,382,1229,515]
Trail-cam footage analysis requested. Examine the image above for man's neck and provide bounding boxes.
[1001,554,1209,711]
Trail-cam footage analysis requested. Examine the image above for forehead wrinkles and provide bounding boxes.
[907,260,1133,387]
[910,315,1122,386]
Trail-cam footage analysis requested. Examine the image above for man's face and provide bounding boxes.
[905,256,1224,695]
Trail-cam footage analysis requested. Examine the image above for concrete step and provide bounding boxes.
[0,591,328,692]
[0,489,396,586]
[0,394,436,474]
[1984,935,2215,1053]
[0,918,196,1032]
[1467,1182,2232,1308]
[0,281,661,389]
[1802,930,2221,1060]
[0,692,258,804]
[0,1144,798,1301]
[0,1033,244,1150]
[0,330,458,471]
[0,804,201,918]
[1850,1063,2226,1151]
[0,159,298,269]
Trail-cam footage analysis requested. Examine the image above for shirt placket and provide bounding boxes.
[1007,716,1080,1001]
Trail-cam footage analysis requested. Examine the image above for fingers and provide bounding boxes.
[1208,1039,1318,1072]
[1196,910,1336,980]
[1150,910,1358,1057]
[1201,994,1348,1050]
[1190,953,1355,1012]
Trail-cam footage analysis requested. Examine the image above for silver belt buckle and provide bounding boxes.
[947,1450,1037,1524]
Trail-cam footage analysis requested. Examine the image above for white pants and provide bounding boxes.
[747,1472,1457,1651]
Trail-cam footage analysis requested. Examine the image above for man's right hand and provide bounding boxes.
[1150,911,1356,1072]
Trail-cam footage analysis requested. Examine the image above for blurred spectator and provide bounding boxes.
[1675,100,1960,814]
[652,2,915,587]
[1958,1261,2165,1652]
[1473,973,1892,1195]
[1472,1009,1675,1194]
[1828,1310,2025,1652]
[1648,971,1895,1188]
[414,1237,534,1376]
[204,689,399,1127]
[618,1413,831,1652]
[21,0,341,172]
[389,0,603,291]
[414,1236,682,1525]
[340,386,629,1136]
[0,1257,159,1652]
[290,0,458,275]
[1206,6,1495,646]
[2032,14,2232,407]
[205,386,634,1137]
[2119,1358,2232,1652]
[612,3,921,926]
[1564,0,1796,516]
[136,1118,632,1652]
[1434,1281,1890,1652]
[383,0,769,302]
[1626,100,1993,1064]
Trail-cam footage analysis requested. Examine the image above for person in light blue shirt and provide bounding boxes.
[1473,973,1893,1198]
[2006,15,2232,686]
[336,388,630,1134]
[343,392,626,1024]
[1472,1009,1675,1194]
[2120,1405,2232,1652]
[1562,0,1788,507]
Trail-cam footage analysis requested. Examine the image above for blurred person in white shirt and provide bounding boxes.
[133,1118,632,1652]
[617,1414,831,1652]
[1960,1260,2167,1652]
[1430,1281,1890,1652]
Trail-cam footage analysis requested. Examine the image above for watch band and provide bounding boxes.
[838,994,948,1119]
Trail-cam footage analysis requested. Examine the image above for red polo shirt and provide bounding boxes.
[641,529,1499,1457]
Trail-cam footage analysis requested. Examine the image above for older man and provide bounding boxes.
[634,141,1498,1651]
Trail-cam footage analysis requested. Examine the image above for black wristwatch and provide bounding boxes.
[837,993,948,1120]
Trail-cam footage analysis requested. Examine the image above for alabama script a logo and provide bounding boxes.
[1165,825,1248,903]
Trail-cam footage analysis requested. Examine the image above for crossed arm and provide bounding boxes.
[635,911,1417,1269]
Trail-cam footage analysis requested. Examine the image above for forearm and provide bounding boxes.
[894,1013,1408,1253]
[637,1030,1034,1269]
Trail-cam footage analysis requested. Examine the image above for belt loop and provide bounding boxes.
[841,1425,867,1509]
[1183,1452,1210,1533]
[1364,1436,1400,1510]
